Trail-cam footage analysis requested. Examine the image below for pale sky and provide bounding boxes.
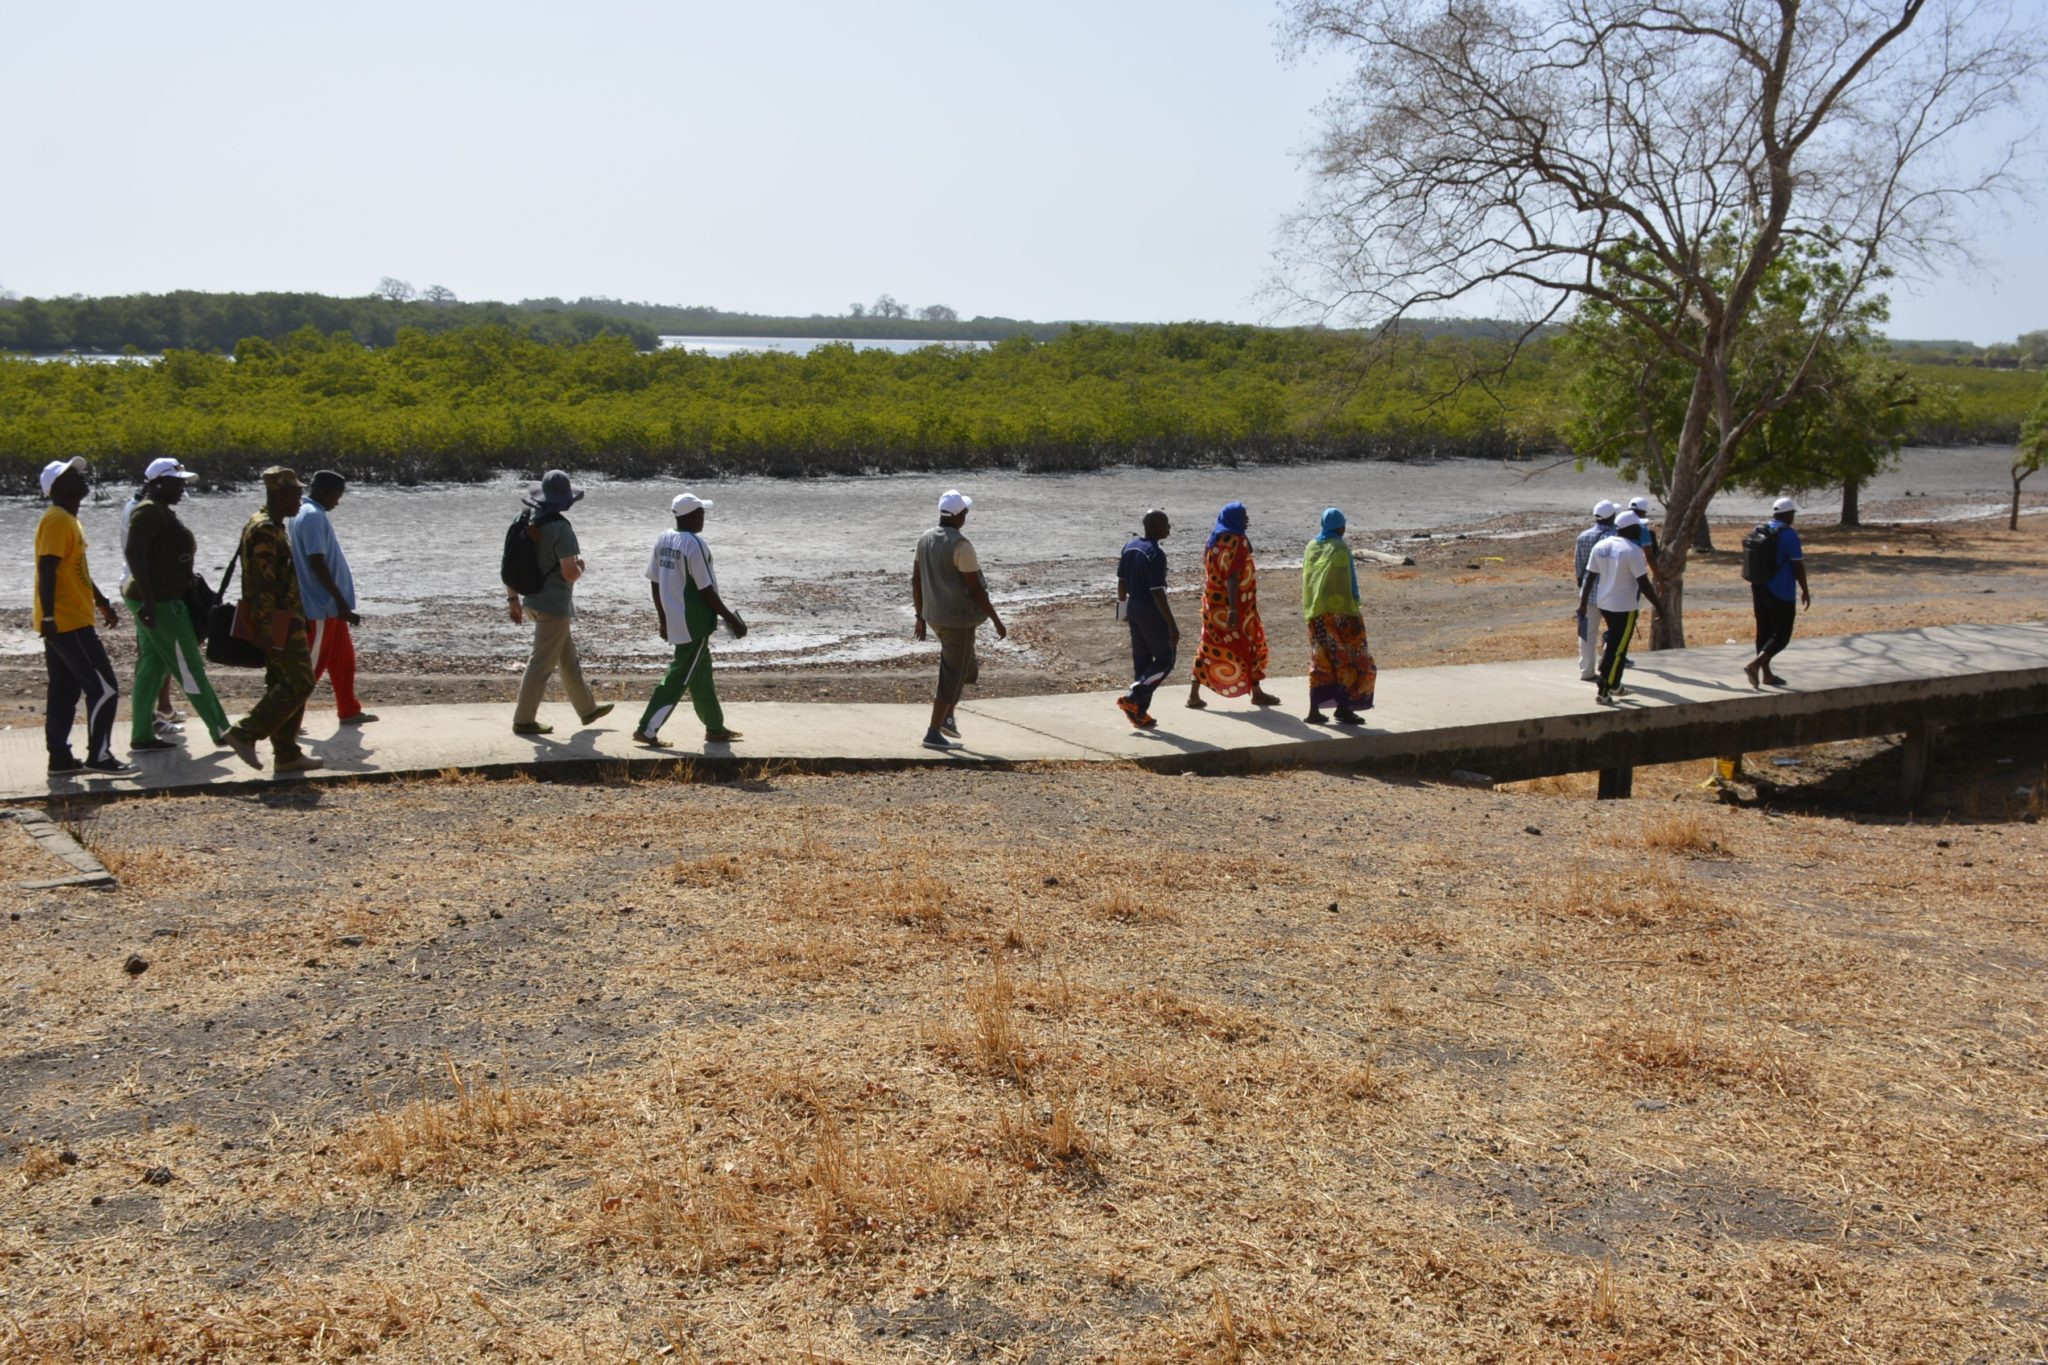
[2,1,2038,342]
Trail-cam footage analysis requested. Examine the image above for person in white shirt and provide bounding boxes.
[631,493,747,747]
[1572,500,1619,680]
[1575,510,1666,703]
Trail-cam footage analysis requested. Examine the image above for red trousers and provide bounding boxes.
[307,616,364,719]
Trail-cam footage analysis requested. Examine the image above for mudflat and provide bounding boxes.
[2,513,2044,1360]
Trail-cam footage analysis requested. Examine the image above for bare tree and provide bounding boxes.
[376,277,417,304]
[1282,0,2043,646]
[918,303,960,322]
[871,294,909,320]
[422,284,457,305]
[847,302,867,319]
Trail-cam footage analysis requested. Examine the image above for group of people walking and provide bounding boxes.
[1571,493,1808,701]
[35,460,1815,778]
[35,456,368,777]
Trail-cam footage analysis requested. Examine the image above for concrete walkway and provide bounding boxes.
[5,622,2046,802]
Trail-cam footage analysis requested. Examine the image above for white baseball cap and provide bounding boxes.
[1629,496,1652,515]
[1615,510,1643,530]
[1773,496,1798,514]
[938,489,972,515]
[40,457,86,498]
[671,493,714,516]
[1592,499,1618,520]
[143,457,198,483]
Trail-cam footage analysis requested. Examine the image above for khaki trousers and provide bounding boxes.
[513,609,596,724]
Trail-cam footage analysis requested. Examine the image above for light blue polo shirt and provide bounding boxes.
[288,500,355,619]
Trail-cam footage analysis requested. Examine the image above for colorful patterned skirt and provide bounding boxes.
[1307,613,1376,711]
[1191,607,1268,697]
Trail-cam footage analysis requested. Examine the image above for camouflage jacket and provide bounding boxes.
[239,509,304,646]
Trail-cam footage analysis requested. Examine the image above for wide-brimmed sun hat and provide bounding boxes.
[527,470,584,511]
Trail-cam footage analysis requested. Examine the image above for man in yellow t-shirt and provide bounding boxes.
[35,458,135,778]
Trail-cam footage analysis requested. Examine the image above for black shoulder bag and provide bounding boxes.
[203,546,268,669]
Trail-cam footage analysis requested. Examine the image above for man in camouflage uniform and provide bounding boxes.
[222,467,320,774]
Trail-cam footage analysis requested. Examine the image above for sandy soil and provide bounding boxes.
[2,513,2044,1361]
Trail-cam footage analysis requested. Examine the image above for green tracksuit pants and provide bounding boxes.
[126,597,231,745]
[637,594,724,737]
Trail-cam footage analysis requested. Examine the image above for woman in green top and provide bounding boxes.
[1301,507,1376,726]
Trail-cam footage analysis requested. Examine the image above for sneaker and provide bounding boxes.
[1116,696,1145,727]
[84,756,140,776]
[1596,689,1613,705]
[512,721,553,736]
[579,703,615,725]
[153,717,185,737]
[339,712,378,725]
[47,755,85,776]
[704,728,744,743]
[1136,714,1159,729]
[630,730,663,747]
[274,754,323,774]
[939,713,961,738]
[130,737,178,753]
[1611,685,1631,698]
[222,732,262,769]
[921,729,956,750]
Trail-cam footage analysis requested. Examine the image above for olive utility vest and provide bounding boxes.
[915,524,985,630]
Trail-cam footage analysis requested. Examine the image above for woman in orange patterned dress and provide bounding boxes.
[1186,501,1280,709]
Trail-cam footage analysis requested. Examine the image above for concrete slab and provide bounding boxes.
[3,621,2044,802]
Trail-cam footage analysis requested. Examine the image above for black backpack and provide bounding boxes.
[1739,522,1782,584]
[500,510,548,596]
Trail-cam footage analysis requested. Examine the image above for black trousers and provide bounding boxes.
[1597,608,1638,692]
[44,626,120,762]
[1752,584,1796,668]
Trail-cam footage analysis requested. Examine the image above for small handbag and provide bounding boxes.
[204,547,267,669]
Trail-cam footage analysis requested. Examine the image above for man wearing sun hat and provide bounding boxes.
[1572,499,1619,681]
[911,488,1005,749]
[35,458,135,777]
[220,467,320,773]
[630,492,748,748]
[509,469,612,736]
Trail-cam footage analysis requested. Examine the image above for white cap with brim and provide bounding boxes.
[1629,496,1652,515]
[671,493,714,516]
[143,457,198,483]
[40,457,86,498]
[1592,499,1618,520]
[938,489,972,515]
[1773,497,1798,514]
[1615,510,1643,530]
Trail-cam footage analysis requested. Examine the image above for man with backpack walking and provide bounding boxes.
[1743,497,1810,689]
[630,493,747,748]
[505,470,612,736]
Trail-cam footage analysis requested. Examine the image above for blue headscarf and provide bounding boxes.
[1316,507,1346,541]
[1208,501,1250,551]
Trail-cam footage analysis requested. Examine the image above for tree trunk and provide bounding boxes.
[2015,466,2030,531]
[1841,476,1861,528]
[1691,516,1714,552]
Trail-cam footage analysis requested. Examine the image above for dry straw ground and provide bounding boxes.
[3,754,2044,1362]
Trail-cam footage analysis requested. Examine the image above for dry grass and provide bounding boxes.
[4,763,2043,1360]
[1637,808,1727,855]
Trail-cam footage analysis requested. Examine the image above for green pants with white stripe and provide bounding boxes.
[637,634,725,738]
[125,597,231,745]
